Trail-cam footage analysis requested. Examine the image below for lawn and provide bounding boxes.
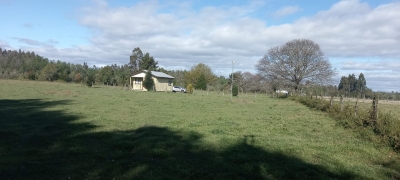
[0,80,399,179]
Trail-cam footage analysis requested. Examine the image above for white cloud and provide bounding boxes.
[5,0,400,91]
[43,1,400,67]
[273,6,301,17]
[293,0,400,59]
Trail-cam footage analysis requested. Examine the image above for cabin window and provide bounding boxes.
[168,80,172,86]
[135,78,141,84]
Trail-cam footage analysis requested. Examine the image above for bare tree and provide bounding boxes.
[256,39,335,94]
[242,72,264,92]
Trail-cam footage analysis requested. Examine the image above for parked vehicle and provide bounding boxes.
[172,86,187,93]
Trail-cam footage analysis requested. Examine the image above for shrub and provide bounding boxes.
[232,84,238,96]
[187,84,194,94]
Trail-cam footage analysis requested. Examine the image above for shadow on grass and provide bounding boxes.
[1,99,364,179]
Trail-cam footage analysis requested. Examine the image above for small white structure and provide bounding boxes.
[130,70,174,91]
[276,90,289,94]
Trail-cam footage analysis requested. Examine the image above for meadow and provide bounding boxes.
[0,79,399,179]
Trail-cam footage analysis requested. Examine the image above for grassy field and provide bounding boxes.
[1,79,399,179]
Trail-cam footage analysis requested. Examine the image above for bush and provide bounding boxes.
[187,84,194,94]
[232,84,238,96]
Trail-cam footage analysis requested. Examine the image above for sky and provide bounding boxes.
[1,0,399,92]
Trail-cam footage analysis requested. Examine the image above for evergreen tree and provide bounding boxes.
[143,70,155,91]
[338,76,349,96]
[195,74,207,90]
[357,73,367,97]
[232,84,239,96]
[140,53,158,70]
[348,74,357,93]
[86,69,95,87]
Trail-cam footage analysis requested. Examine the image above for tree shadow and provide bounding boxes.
[0,99,95,179]
[74,127,363,180]
[1,99,366,179]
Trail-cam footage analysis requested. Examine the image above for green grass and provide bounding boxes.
[1,79,399,179]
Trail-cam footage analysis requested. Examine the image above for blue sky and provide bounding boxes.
[1,0,400,92]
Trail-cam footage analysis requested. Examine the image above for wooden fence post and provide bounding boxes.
[370,95,379,126]
[340,95,344,112]
[354,97,358,118]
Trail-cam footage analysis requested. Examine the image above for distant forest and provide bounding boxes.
[1,47,399,101]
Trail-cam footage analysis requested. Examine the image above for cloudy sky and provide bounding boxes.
[1,0,399,92]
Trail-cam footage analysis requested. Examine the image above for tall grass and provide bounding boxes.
[293,95,400,152]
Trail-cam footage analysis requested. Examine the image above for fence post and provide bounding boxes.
[330,95,333,108]
[354,97,358,118]
[371,95,379,126]
[340,95,344,112]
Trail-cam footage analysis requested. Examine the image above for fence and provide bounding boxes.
[294,94,400,152]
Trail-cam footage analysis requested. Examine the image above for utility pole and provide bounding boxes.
[231,61,234,102]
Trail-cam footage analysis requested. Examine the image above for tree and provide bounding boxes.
[256,39,335,93]
[140,53,158,70]
[338,76,349,96]
[98,66,114,85]
[232,84,239,96]
[143,70,155,91]
[242,72,264,92]
[40,62,58,81]
[75,73,83,83]
[129,47,143,73]
[229,71,244,92]
[195,74,207,90]
[86,68,95,87]
[357,73,366,98]
[184,63,217,87]
[348,74,357,96]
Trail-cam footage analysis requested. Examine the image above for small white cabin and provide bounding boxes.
[130,70,174,91]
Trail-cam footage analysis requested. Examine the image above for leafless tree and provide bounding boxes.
[256,39,335,94]
[241,72,264,92]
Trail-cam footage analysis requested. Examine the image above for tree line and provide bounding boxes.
[338,73,369,98]
[1,40,399,100]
